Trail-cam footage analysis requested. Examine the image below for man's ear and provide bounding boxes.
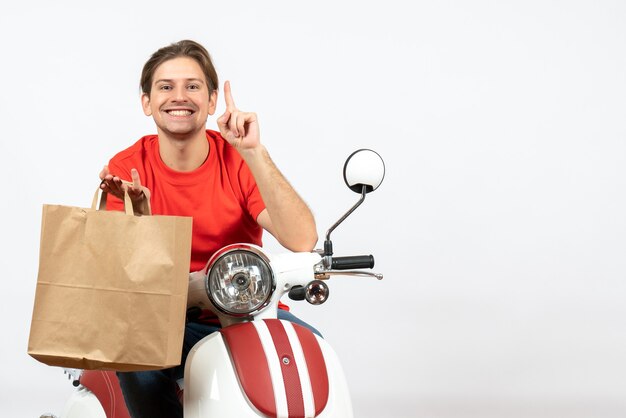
[208,90,218,115]
[141,93,152,116]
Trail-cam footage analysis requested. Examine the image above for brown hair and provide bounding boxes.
[140,40,218,96]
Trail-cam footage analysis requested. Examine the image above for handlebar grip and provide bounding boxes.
[288,286,306,301]
[331,255,375,270]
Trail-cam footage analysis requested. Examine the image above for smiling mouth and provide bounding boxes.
[166,110,193,116]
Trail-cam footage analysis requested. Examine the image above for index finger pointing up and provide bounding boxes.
[224,80,236,111]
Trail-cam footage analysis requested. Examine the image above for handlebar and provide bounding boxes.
[330,255,374,270]
[288,286,306,301]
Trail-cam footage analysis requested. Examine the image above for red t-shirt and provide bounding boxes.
[105,130,265,272]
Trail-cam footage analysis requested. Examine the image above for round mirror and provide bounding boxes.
[343,149,385,193]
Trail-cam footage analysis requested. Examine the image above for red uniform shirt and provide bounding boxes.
[105,130,265,272]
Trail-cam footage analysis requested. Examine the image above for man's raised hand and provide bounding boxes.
[216,81,260,150]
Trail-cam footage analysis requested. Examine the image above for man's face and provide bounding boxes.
[142,57,217,139]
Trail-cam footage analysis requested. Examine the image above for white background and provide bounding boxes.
[1,1,626,417]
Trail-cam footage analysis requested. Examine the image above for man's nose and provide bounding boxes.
[172,86,188,101]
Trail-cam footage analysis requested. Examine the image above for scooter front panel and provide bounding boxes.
[186,320,352,418]
[185,332,266,417]
[219,321,276,416]
[292,323,329,415]
[313,338,353,418]
[258,320,307,417]
[221,319,330,418]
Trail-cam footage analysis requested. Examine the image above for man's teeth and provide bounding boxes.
[168,110,192,116]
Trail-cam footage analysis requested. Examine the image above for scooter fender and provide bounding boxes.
[184,319,353,418]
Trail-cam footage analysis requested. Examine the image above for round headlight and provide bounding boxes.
[206,245,275,316]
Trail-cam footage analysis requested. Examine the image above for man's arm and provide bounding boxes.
[217,81,318,252]
[243,146,317,252]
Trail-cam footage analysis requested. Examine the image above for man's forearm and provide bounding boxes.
[241,145,318,251]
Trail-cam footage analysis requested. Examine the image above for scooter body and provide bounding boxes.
[184,319,352,417]
[57,252,355,418]
[59,390,106,418]
[182,249,355,417]
[56,369,125,418]
[56,318,352,418]
[45,148,385,418]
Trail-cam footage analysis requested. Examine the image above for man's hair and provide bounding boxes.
[140,40,218,96]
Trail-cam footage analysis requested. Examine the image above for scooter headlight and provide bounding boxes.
[206,244,275,316]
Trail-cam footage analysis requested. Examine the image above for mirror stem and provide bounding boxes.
[323,185,368,256]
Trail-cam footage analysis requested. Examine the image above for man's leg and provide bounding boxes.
[117,368,182,418]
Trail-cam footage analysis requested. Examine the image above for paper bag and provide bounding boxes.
[28,188,193,371]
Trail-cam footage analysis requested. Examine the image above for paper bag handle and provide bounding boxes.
[92,182,152,216]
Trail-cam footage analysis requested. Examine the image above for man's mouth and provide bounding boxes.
[166,110,193,116]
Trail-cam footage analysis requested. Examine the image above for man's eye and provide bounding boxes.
[188,84,199,90]
[159,85,172,91]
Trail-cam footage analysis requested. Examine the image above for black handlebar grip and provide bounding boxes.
[331,255,375,270]
[288,285,306,301]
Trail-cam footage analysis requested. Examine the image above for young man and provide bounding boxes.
[99,40,319,418]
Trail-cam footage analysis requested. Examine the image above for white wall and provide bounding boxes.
[2,1,626,417]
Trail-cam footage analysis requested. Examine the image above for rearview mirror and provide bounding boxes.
[343,149,385,194]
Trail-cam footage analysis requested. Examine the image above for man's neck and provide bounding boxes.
[157,129,209,172]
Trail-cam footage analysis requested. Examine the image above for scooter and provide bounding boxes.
[42,148,385,418]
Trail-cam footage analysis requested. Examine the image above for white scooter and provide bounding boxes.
[43,149,385,418]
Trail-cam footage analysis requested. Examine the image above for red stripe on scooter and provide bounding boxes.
[221,323,277,417]
[293,324,330,415]
[265,319,306,418]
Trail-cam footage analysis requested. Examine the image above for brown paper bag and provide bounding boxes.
[28,188,193,371]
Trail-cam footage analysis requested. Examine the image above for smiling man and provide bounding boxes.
[99,40,319,418]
